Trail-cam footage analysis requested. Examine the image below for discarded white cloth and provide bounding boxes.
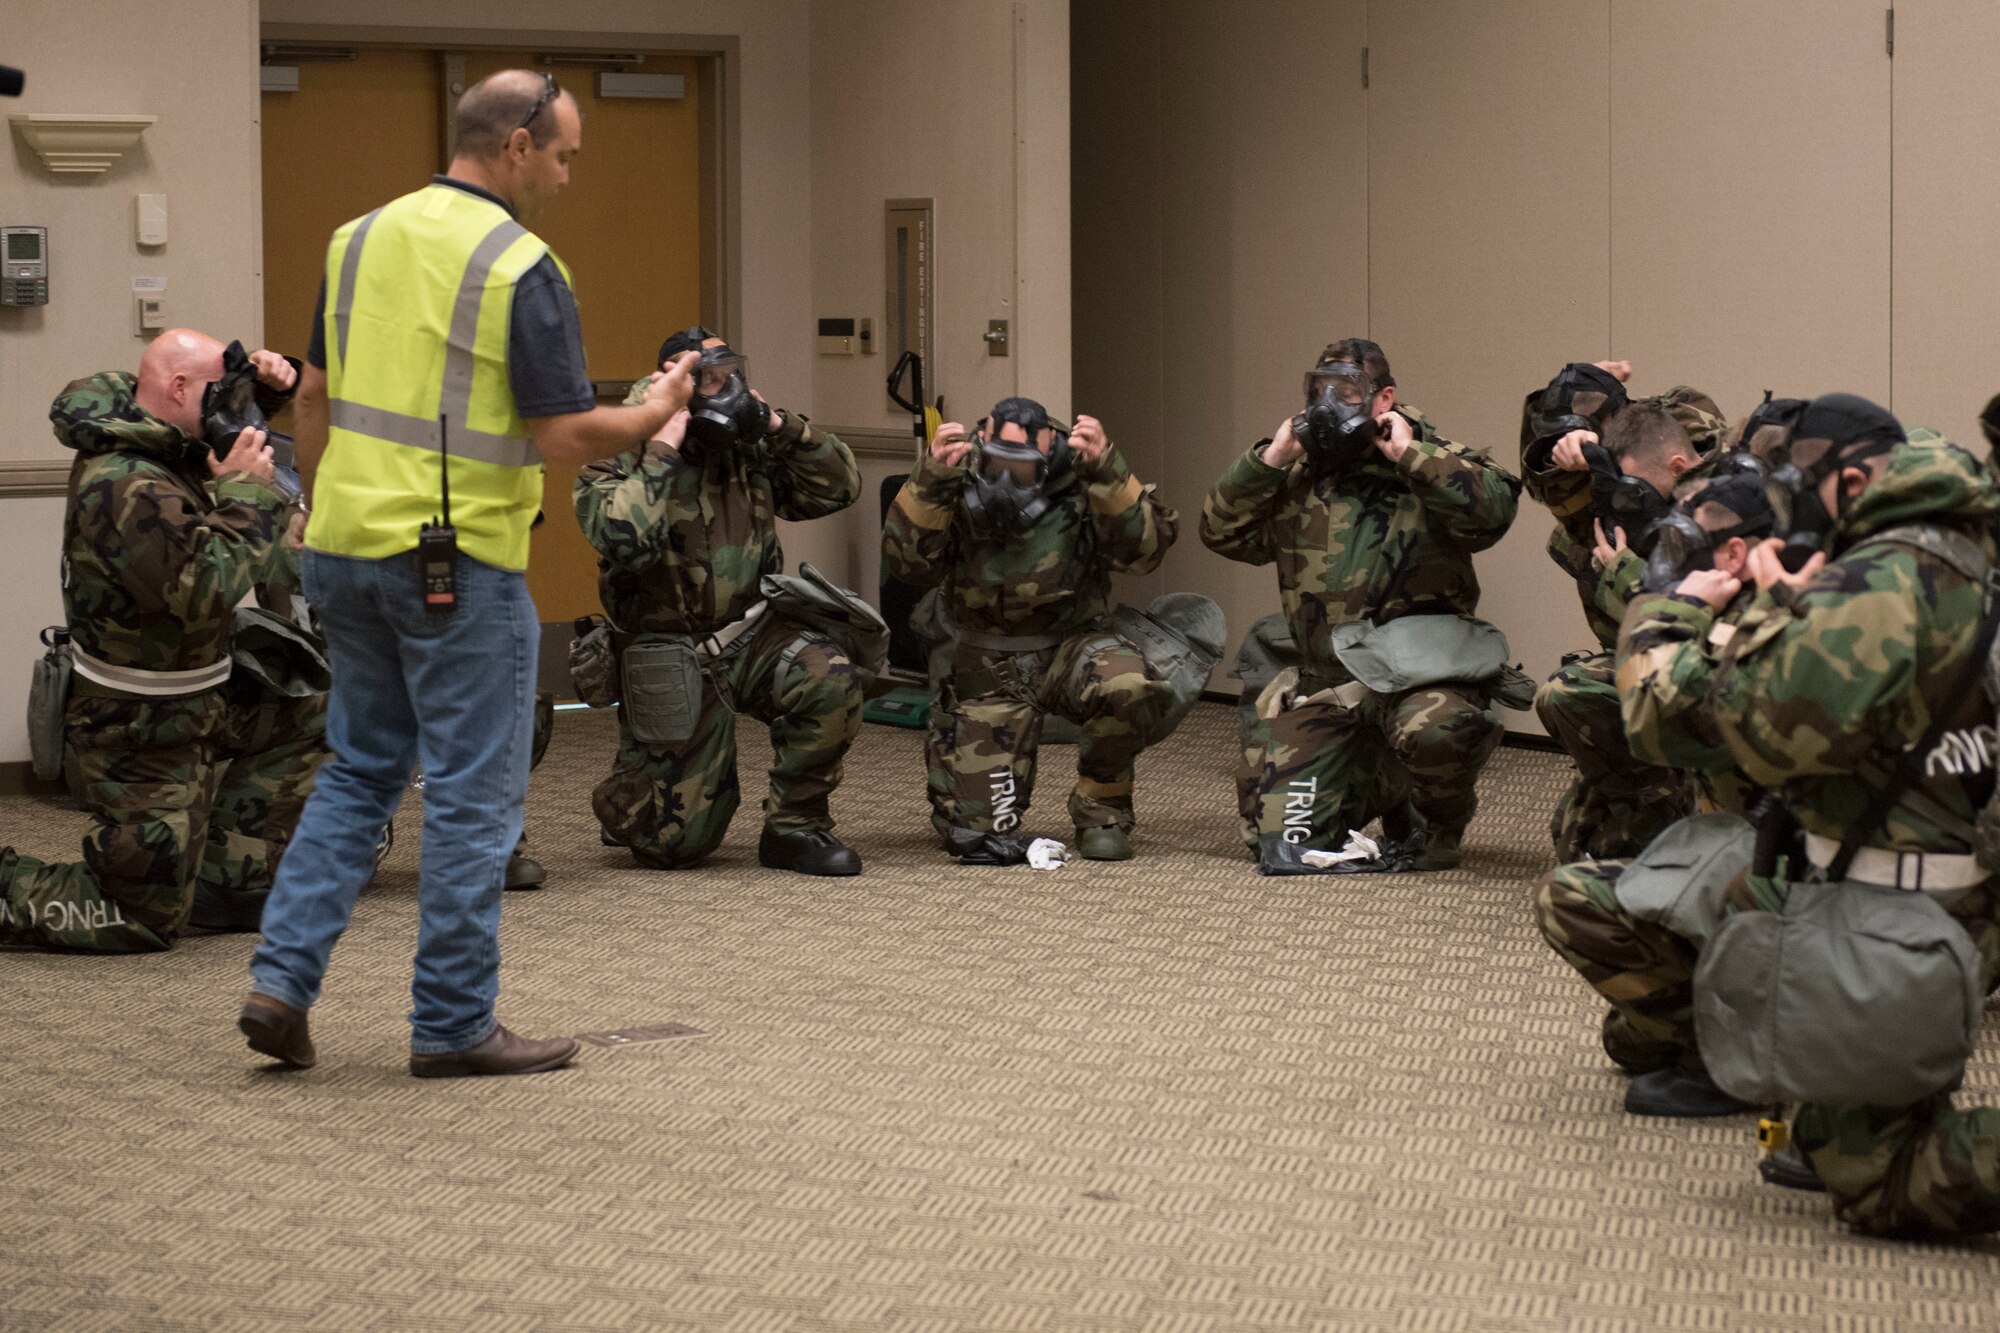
[1299,830,1382,869]
[1027,838,1070,870]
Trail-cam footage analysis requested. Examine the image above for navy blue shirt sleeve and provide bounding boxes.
[307,277,328,370]
[509,256,597,418]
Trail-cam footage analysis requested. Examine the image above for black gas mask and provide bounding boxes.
[1581,443,1673,556]
[1294,357,1384,474]
[1639,454,1775,594]
[1528,362,1630,470]
[685,341,766,451]
[962,397,1070,534]
[200,340,300,500]
[1763,393,1903,572]
[1734,389,1809,466]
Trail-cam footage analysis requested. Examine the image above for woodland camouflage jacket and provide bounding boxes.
[575,379,861,637]
[52,372,289,678]
[1201,407,1519,680]
[1708,436,2000,850]
[881,439,1176,639]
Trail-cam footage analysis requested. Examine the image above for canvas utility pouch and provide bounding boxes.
[229,605,331,698]
[1102,593,1226,746]
[569,615,620,708]
[1613,811,1754,948]
[760,561,892,684]
[28,625,72,782]
[621,634,704,746]
[1693,878,1983,1106]
[1330,613,1509,696]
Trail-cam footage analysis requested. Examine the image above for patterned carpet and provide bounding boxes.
[4,702,1998,1332]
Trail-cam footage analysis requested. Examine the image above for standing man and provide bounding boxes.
[240,70,696,1078]
[1205,339,1521,871]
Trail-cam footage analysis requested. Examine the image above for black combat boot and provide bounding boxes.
[759,827,862,876]
[188,884,267,933]
[943,828,1030,866]
[1758,1143,1826,1192]
[1624,1055,1753,1118]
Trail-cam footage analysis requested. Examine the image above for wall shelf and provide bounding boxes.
[9,114,156,174]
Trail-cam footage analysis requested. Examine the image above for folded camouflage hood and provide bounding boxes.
[1836,432,2000,550]
[49,371,202,466]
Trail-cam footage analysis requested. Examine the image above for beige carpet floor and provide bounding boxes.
[4,701,1999,1332]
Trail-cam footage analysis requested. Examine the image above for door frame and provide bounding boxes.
[256,22,734,352]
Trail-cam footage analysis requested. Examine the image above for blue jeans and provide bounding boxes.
[250,549,538,1053]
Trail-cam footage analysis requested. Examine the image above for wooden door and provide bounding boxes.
[459,52,707,623]
[261,49,441,399]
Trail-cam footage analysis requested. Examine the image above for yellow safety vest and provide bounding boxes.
[306,182,571,571]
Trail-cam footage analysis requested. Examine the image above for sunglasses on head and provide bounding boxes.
[517,72,560,136]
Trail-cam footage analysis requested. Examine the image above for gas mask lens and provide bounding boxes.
[1653,513,1712,575]
[977,433,1044,487]
[1304,363,1371,410]
[1763,466,1806,533]
[696,350,747,397]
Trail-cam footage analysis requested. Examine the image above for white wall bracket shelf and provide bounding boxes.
[9,114,156,174]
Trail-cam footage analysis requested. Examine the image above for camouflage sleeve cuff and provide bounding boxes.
[213,474,284,509]
[1081,442,1145,513]
[1221,442,1291,491]
[766,408,811,451]
[909,447,967,504]
[1393,432,1461,486]
[1630,592,1714,639]
[1616,591,1714,665]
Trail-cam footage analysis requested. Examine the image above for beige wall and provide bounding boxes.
[0,0,263,762]
[1074,0,1993,733]
[808,0,1072,594]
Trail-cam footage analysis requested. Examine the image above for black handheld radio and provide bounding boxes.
[417,414,459,612]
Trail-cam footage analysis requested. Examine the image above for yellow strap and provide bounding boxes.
[1089,473,1144,515]
[895,485,953,531]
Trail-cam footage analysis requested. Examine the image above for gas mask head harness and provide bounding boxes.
[1295,339,1391,474]
[200,339,300,500]
[1528,362,1629,468]
[660,325,766,452]
[1639,451,1776,593]
[1763,392,1904,572]
[962,396,1070,534]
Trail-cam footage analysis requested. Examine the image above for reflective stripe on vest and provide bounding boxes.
[307,183,560,571]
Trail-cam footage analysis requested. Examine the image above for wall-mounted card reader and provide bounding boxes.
[817,317,858,355]
[2,226,49,306]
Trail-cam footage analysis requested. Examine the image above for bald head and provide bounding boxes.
[453,69,572,160]
[135,328,224,436]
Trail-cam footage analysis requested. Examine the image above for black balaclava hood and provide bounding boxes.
[1764,392,1904,571]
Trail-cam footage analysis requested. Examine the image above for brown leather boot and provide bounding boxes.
[238,993,316,1070]
[408,1025,580,1079]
